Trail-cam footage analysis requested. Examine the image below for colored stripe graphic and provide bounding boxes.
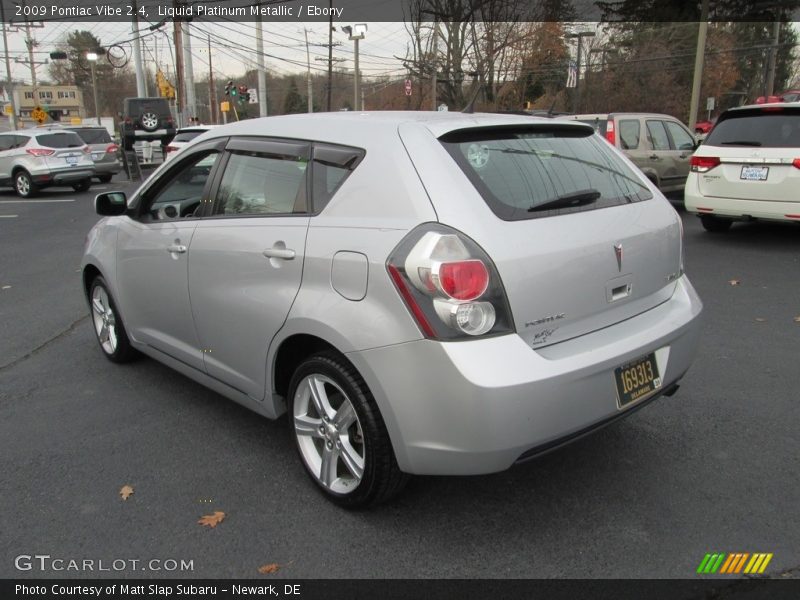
[699,553,727,574]
[743,553,774,574]
[699,553,774,575]
[720,553,749,574]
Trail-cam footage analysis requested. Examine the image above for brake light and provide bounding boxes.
[387,225,514,339]
[165,145,179,153]
[690,156,720,172]
[793,159,800,169]
[106,144,118,154]
[26,148,55,157]
[605,120,616,145]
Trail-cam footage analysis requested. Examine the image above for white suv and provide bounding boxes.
[685,102,800,232]
[0,129,95,197]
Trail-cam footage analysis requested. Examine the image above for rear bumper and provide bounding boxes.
[685,178,800,222]
[31,167,95,185]
[346,276,703,476]
[93,161,121,175]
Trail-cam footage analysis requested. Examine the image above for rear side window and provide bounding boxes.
[704,109,800,148]
[440,126,652,221]
[71,128,111,144]
[311,143,364,213]
[35,132,85,148]
[173,130,205,143]
[618,119,641,149]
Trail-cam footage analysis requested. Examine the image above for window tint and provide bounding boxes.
[440,127,652,221]
[618,119,640,150]
[704,109,800,148]
[664,121,695,151]
[646,121,671,150]
[311,143,364,212]
[173,130,206,143]
[216,152,307,216]
[70,128,112,144]
[142,151,219,221]
[36,132,85,148]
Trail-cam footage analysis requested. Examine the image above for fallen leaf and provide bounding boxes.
[728,279,740,286]
[258,563,281,574]
[755,318,766,322]
[119,485,134,500]
[198,511,225,528]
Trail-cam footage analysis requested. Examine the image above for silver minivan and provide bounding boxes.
[82,112,702,507]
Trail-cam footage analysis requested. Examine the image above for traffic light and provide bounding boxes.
[238,85,248,103]
[224,81,233,97]
[230,83,238,100]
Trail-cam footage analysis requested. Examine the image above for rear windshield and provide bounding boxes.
[35,132,85,148]
[126,99,170,115]
[173,130,205,143]
[704,109,800,148]
[577,119,608,136]
[70,128,112,144]
[440,126,652,221]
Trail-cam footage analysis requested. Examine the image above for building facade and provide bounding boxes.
[13,85,86,121]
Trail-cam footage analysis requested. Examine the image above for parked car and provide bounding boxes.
[65,126,121,183]
[0,128,94,197]
[120,97,176,151]
[164,125,220,161]
[565,113,698,195]
[685,102,800,232]
[82,112,702,507]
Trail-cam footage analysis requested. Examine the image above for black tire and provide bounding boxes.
[288,352,409,508]
[700,214,733,233]
[88,276,139,363]
[98,174,113,183]
[72,179,91,192]
[14,170,38,198]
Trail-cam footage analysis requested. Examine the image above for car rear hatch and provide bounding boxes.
[399,118,682,349]
[696,105,800,202]
[34,132,91,169]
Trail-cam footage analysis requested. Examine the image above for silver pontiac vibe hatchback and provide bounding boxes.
[82,112,702,507]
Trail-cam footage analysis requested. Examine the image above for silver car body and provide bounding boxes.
[65,126,122,179]
[82,112,702,476]
[0,129,95,189]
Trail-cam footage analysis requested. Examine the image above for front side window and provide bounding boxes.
[140,152,219,221]
[664,120,695,151]
[215,151,308,216]
[440,126,652,221]
[646,120,671,151]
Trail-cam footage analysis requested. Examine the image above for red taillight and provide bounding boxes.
[165,145,179,153]
[793,158,800,169]
[387,265,436,338]
[605,120,616,145]
[82,145,90,154]
[438,260,489,301]
[26,148,55,157]
[106,144,118,154]
[690,155,720,173]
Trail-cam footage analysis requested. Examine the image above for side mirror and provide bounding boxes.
[95,191,127,216]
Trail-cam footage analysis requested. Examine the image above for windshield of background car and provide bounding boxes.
[440,126,653,221]
[71,128,112,144]
[577,118,608,136]
[126,99,170,115]
[35,132,85,148]
[704,108,800,148]
[173,130,205,143]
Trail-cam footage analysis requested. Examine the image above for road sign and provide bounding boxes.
[31,106,47,123]
[220,101,231,113]
[706,97,715,111]
[70,117,82,125]
[3,104,13,115]
[404,79,412,96]
[247,88,258,104]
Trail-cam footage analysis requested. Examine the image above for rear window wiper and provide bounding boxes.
[528,189,601,212]
[719,140,762,146]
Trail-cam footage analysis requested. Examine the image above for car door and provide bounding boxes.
[645,119,680,188]
[663,119,696,187]
[188,137,311,400]
[114,138,226,370]
[0,134,17,182]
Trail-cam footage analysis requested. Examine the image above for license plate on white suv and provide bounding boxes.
[65,155,78,165]
[740,166,768,181]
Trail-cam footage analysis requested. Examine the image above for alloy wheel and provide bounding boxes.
[91,285,118,355]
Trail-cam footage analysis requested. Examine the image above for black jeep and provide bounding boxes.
[120,97,176,151]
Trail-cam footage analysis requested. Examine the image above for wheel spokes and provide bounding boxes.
[294,414,324,439]
[339,439,364,480]
[307,375,333,419]
[320,446,338,488]
[333,400,356,430]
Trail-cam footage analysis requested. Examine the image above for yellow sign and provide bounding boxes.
[156,70,176,99]
[220,101,230,113]
[3,104,13,115]
[31,106,47,123]
[71,117,82,125]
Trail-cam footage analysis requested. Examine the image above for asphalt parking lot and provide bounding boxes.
[0,178,798,579]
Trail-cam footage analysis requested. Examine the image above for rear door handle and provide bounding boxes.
[263,247,296,260]
[166,244,187,254]
[649,154,660,160]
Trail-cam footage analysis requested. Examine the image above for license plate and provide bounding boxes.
[614,352,661,408]
[740,166,768,181]
[65,155,78,165]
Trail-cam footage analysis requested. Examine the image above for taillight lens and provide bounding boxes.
[690,155,720,173]
[106,144,118,154]
[793,158,800,169]
[26,148,55,157]
[165,145,179,153]
[605,119,616,145]
[387,224,514,340]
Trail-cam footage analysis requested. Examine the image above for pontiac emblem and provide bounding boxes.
[614,243,623,272]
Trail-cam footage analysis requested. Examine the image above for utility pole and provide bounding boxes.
[303,28,313,112]
[131,0,146,96]
[431,18,438,110]
[255,13,268,117]
[0,2,18,129]
[207,35,216,124]
[182,21,196,122]
[688,0,709,131]
[765,20,781,97]
[173,2,185,127]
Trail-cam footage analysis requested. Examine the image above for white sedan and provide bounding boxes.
[163,125,220,161]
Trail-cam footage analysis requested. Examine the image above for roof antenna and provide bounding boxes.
[462,72,482,114]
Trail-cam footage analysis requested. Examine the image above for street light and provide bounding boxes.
[86,51,100,126]
[342,24,367,111]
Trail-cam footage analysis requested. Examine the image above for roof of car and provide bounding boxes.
[568,112,680,119]
[726,101,800,111]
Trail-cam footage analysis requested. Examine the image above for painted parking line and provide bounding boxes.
[0,199,76,203]
[0,214,18,218]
